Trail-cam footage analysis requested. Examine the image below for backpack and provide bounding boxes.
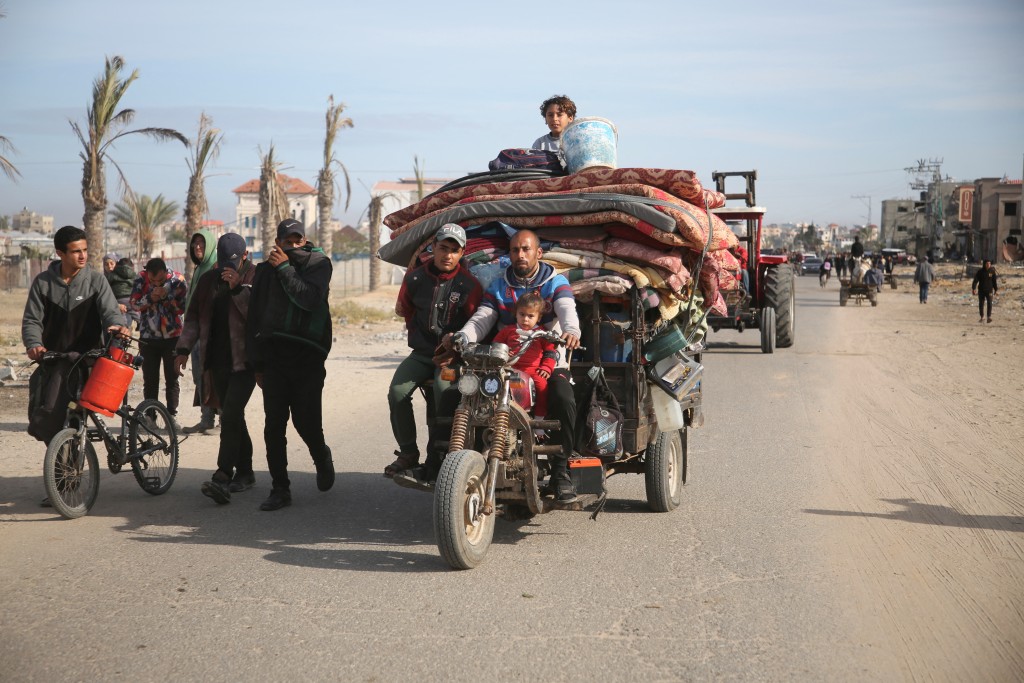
[488,148,564,174]
[577,367,624,459]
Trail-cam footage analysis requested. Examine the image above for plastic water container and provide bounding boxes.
[79,356,133,417]
[650,383,685,432]
[560,117,618,174]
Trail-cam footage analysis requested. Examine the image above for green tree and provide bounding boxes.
[316,95,353,256]
[110,193,179,258]
[258,144,289,257]
[183,112,223,279]
[70,55,187,268]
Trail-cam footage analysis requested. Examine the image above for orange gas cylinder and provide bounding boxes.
[79,356,134,416]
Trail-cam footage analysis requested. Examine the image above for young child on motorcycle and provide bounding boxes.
[492,292,558,420]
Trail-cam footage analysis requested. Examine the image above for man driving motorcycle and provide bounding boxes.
[446,229,582,503]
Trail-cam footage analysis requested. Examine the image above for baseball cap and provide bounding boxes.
[277,218,305,240]
[217,233,246,270]
[435,223,466,248]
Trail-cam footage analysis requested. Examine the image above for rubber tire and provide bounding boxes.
[890,275,898,290]
[43,428,100,519]
[433,450,494,570]
[129,399,179,495]
[764,265,795,348]
[645,428,686,512]
[840,287,849,307]
[760,306,776,354]
[868,290,878,307]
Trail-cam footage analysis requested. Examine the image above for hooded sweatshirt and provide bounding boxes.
[186,229,218,310]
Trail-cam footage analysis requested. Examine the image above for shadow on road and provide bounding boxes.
[803,497,1024,533]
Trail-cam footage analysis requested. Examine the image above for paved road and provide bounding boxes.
[1,275,1021,681]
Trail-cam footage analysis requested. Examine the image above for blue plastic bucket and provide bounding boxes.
[560,117,617,174]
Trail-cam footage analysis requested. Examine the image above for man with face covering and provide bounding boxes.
[448,229,582,502]
[174,232,257,504]
[246,219,334,511]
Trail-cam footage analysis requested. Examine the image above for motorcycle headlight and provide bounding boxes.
[457,373,480,396]
[481,374,501,398]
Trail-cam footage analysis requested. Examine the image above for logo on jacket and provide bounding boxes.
[449,292,461,304]
[75,296,84,301]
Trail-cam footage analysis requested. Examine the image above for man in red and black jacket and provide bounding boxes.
[385,223,482,481]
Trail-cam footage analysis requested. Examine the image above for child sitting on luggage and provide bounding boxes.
[492,292,557,419]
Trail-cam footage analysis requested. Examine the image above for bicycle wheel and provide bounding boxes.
[129,399,179,495]
[43,427,100,519]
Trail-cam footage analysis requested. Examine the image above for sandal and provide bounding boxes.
[384,451,419,478]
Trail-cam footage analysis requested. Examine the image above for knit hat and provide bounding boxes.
[103,252,119,262]
[277,218,305,240]
[217,233,246,270]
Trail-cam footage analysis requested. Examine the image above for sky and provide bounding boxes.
[1,0,1022,233]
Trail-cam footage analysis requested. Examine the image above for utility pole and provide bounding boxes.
[852,194,871,241]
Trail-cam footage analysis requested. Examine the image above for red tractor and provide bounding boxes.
[706,170,795,353]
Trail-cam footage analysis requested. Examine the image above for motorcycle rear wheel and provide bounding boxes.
[433,449,494,570]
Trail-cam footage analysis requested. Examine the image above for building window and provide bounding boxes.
[1005,202,1018,217]
[897,206,908,213]
[244,216,249,228]
[246,236,254,247]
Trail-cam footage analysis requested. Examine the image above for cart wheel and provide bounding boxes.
[890,275,898,290]
[840,287,849,307]
[759,307,776,354]
[645,428,686,512]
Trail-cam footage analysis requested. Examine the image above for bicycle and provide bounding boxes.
[40,334,180,519]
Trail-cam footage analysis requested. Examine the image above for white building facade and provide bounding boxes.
[233,175,318,257]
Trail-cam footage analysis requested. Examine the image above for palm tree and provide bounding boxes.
[183,112,223,279]
[0,135,20,181]
[110,193,180,259]
[413,155,425,201]
[258,144,289,257]
[70,55,187,268]
[315,95,353,256]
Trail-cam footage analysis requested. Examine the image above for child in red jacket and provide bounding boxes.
[492,292,558,417]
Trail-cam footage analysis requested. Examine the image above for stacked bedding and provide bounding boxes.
[378,166,740,330]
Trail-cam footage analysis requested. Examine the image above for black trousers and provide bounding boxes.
[261,355,328,491]
[545,369,577,470]
[978,292,993,319]
[210,366,255,478]
[140,337,180,414]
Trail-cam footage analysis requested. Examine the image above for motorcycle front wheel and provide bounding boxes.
[433,449,494,570]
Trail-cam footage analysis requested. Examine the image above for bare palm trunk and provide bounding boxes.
[183,174,204,280]
[318,168,334,255]
[368,197,382,291]
[82,160,107,268]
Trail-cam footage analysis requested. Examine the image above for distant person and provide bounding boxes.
[532,95,576,151]
[971,259,998,323]
[913,256,935,304]
[818,257,831,287]
[129,258,188,429]
[175,233,257,504]
[181,230,220,436]
[247,219,335,511]
[851,236,864,259]
[103,252,135,328]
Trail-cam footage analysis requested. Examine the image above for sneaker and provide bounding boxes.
[260,488,292,511]
[987,318,992,323]
[550,471,577,503]
[228,471,256,493]
[182,420,214,435]
[201,476,231,505]
[314,446,335,492]
[169,414,181,433]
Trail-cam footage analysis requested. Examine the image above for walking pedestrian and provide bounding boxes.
[914,256,935,304]
[181,230,220,435]
[174,233,258,504]
[246,219,335,511]
[971,259,999,323]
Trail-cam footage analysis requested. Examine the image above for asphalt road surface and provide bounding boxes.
[1,275,1021,681]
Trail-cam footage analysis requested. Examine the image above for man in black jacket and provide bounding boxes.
[972,259,999,323]
[247,219,334,511]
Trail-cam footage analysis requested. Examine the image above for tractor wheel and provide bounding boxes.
[763,265,795,348]
[840,286,849,307]
[759,307,776,354]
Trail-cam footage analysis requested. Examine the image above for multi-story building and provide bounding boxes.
[232,174,318,257]
[880,198,926,250]
[11,207,53,234]
[970,177,1022,262]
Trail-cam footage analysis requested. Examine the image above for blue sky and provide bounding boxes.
[1,0,1021,232]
